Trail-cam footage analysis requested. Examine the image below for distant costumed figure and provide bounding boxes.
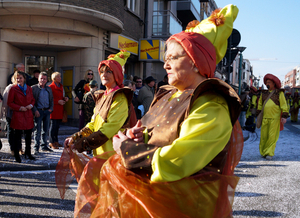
[55,5,244,218]
[257,74,288,158]
[290,90,300,122]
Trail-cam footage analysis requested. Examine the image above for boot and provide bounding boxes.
[25,145,36,160]
[14,148,21,163]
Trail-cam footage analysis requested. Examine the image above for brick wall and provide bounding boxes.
[27,0,144,40]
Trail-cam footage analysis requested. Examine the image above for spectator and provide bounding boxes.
[7,71,35,163]
[7,63,31,86]
[133,76,143,96]
[72,69,94,130]
[123,79,138,126]
[32,72,54,154]
[157,74,168,89]
[49,72,69,149]
[137,76,156,115]
[29,69,41,86]
[1,76,15,155]
[239,86,250,128]
[82,80,98,126]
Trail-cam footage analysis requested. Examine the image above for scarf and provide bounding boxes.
[18,84,27,96]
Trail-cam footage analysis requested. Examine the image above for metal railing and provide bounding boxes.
[152,10,182,37]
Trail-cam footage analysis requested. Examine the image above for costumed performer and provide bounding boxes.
[256,74,288,160]
[290,90,299,122]
[55,50,133,199]
[73,4,244,218]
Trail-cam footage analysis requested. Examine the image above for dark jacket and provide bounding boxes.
[31,84,54,113]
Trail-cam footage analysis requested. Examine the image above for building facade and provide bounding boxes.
[142,0,217,82]
[284,68,297,88]
[0,0,145,119]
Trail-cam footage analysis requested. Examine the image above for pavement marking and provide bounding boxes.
[69,183,78,194]
[0,169,55,175]
[292,125,300,129]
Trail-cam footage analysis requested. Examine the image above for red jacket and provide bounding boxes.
[49,82,64,120]
[7,85,35,130]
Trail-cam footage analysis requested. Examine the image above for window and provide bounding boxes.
[127,0,140,16]
[25,55,55,80]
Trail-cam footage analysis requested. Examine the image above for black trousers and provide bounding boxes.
[11,129,33,153]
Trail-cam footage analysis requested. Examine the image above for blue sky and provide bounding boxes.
[216,0,300,85]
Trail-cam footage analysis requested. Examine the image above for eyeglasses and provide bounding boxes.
[100,70,113,74]
[88,73,93,75]
[136,81,142,83]
[164,54,186,63]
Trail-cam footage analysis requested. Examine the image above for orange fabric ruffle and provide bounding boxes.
[73,121,243,218]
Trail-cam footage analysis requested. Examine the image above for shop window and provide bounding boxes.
[25,55,55,81]
[127,0,140,16]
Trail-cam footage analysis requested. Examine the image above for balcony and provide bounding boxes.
[152,10,182,38]
[177,0,201,28]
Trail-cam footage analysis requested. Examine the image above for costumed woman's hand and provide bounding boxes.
[113,131,128,155]
[126,120,145,142]
[281,118,287,125]
[64,137,75,150]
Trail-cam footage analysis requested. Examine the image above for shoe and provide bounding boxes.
[34,150,39,155]
[49,143,59,149]
[56,142,63,147]
[19,149,24,155]
[265,155,273,160]
[41,146,53,152]
[14,151,21,163]
[25,153,36,160]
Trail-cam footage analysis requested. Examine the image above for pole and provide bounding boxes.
[238,52,243,95]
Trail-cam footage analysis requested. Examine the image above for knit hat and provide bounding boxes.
[263,74,281,89]
[167,4,238,78]
[98,50,130,88]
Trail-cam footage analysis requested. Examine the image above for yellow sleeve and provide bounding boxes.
[279,92,288,113]
[252,95,257,108]
[86,93,128,138]
[100,93,129,138]
[151,93,232,182]
[258,94,263,110]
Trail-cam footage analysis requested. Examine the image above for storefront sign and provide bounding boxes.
[139,39,165,62]
[110,34,138,55]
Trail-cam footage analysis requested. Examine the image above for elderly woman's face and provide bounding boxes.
[100,66,116,89]
[55,74,61,84]
[163,41,198,91]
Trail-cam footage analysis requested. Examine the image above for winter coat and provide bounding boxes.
[49,81,64,120]
[7,85,35,130]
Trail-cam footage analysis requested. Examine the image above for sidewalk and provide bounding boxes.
[0,124,78,172]
[0,126,251,172]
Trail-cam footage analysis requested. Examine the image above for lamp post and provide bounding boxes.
[237,46,246,95]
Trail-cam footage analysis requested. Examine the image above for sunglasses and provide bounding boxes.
[136,81,142,83]
[88,73,93,75]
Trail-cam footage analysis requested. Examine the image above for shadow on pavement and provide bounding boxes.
[236,164,287,169]
[235,192,265,197]
[233,210,283,217]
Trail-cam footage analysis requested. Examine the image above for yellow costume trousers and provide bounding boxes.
[259,118,280,157]
[290,108,299,122]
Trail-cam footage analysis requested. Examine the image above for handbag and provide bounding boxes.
[256,90,275,129]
